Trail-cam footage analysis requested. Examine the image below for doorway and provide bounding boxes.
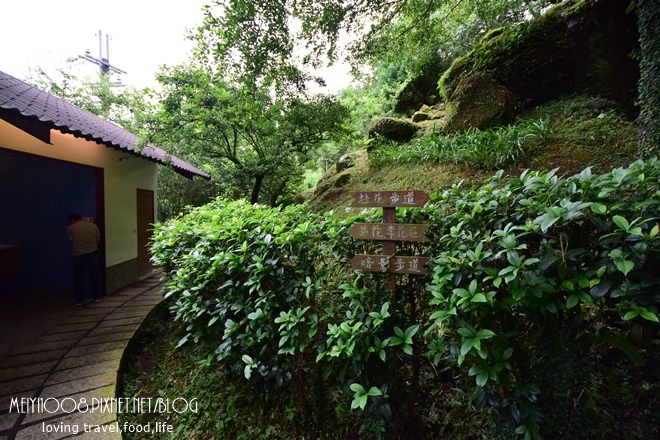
[136,189,154,274]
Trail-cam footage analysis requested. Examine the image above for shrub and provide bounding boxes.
[151,159,660,438]
[151,200,344,385]
[420,158,660,438]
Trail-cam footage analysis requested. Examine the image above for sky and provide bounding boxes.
[1,0,209,89]
[0,0,351,92]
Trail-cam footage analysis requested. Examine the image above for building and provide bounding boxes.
[0,70,209,294]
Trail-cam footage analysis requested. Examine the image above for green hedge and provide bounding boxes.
[152,159,660,438]
[420,158,660,438]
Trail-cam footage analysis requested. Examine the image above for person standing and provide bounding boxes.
[67,214,101,305]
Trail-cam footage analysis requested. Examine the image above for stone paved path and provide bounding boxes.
[0,275,165,440]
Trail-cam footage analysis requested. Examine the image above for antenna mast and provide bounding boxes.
[76,30,127,76]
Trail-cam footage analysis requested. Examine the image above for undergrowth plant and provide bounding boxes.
[151,199,424,436]
[151,159,659,439]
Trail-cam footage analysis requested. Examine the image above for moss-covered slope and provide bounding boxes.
[303,95,638,214]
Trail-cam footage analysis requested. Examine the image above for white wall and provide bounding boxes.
[0,119,157,267]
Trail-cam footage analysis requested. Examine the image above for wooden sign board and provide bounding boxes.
[350,255,431,275]
[350,190,430,208]
[349,223,430,242]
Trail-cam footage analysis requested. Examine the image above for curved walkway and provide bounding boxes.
[0,274,165,440]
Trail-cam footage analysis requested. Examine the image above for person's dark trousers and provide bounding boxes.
[72,250,100,303]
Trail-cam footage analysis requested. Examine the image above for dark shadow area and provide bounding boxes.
[0,288,76,358]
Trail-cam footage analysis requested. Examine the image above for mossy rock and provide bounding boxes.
[637,0,660,157]
[412,111,430,123]
[334,173,351,188]
[310,151,368,199]
[444,74,519,133]
[439,0,639,117]
[336,153,355,173]
[367,117,419,143]
[416,119,446,136]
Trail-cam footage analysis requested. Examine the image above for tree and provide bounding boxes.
[196,0,556,87]
[156,161,226,221]
[25,62,152,132]
[198,0,658,159]
[143,65,349,205]
[193,0,561,138]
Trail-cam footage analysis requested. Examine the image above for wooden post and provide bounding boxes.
[382,207,397,294]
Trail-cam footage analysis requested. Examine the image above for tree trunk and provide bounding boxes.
[250,174,264,204]
[269,181,287,207]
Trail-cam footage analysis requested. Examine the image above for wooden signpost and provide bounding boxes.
[349,255,432,275]
[348,190,431,291]
[350,190,430,208]
[348,223,430,242]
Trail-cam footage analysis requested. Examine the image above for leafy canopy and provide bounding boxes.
[194,0,557,86]
[143,65,349,205]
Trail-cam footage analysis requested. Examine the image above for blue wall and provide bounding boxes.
[0,148,97,291]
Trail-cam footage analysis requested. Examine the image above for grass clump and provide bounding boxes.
[370,94,638,174]
[371,117,551,169]
[305,95,638,215]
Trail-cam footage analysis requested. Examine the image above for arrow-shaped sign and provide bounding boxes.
[349,223,430,242]
[350,190,430,208]
[350,254,431,275]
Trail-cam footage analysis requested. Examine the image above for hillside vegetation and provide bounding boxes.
[304,95,639,214]
[119,1,658,439]
[118,95,657,439]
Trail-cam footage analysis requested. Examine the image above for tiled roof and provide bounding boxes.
[0,70,209,179]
